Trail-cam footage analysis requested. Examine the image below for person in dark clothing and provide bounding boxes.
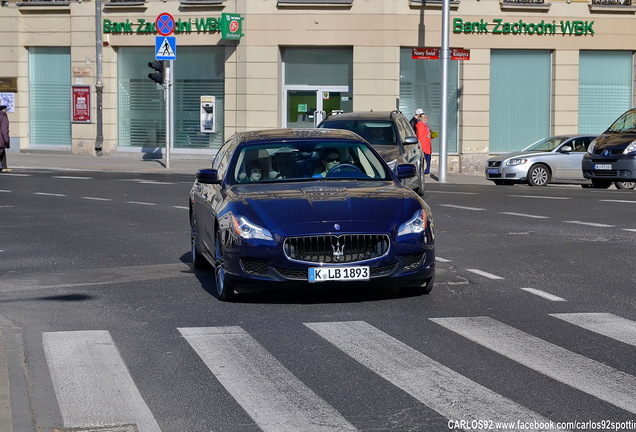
[409,108,425,130]
[0,105,10,172]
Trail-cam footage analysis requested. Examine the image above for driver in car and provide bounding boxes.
[313,147,341,177]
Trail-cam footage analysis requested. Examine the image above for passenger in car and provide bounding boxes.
[238,160,263,182]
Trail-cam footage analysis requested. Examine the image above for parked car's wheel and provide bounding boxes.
[214,230,236,302]
[191,217,210,269]
[493,180,514,186]
[527,164,551,186]
[399,275,434,296]
[615,181,636,190]
[591,179,612,189]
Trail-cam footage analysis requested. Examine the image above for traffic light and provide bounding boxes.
[147,60,165,85]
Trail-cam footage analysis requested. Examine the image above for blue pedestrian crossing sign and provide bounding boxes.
[155,36,176,60]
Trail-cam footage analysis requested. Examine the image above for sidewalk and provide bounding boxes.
[5,151,491,185]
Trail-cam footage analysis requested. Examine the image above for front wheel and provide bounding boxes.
[214,230,236,302]
[527,164,550,186]
[399,275,434,296]
[615,181,636,190]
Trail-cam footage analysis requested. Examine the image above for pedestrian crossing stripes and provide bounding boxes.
[42,312,636,432]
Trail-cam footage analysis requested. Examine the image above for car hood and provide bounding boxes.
[593,133,636,150]
[228,181,422,235]
[369,145,404,164]
[488,151,552,161]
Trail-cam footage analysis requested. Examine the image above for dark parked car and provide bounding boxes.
[582,108,636,187]
[317,110,426,194]
[190,128,435,301]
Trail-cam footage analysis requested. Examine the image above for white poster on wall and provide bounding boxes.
[0,93,15,112]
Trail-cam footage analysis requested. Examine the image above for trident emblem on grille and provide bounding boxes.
[332,239,345,261]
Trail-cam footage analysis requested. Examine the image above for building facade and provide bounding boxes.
[1,0,634,173]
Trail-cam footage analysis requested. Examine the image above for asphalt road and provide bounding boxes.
[1,169,635,432]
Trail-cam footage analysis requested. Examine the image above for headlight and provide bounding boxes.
[231,215,273,241]
[623,141,636,154]
[506,158,527,166]
[397,209,427,237]
[587,139,597,154]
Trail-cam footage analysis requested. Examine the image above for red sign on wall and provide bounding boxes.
[412,47,471,61]
[412,47,440,60]
[72,86,91,123]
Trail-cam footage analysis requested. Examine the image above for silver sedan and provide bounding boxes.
[485,135,635,188]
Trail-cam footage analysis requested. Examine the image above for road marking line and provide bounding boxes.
[550,313,636,347]
[306,321,559,428]
[466,269,504,279]
[436,257,451,263]
[126,201,157,206]
[82,196,112,201]
[173,205,189,210]
[426,191,479,195]
[33,192,66,197]
[623,229,636,232]
[563,221,614,228]
[43,330,162,431]
[438,204,486,211]
[500,212,550,219]
[510,195,571,200]
[601,199,636,204]
[0,190,10,193]
[431,316,636,414]
[520,288,566,301]
[180,327,358,432]
[53,176,92,180]
[139,181,176,185]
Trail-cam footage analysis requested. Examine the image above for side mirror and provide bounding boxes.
[404,136,419,145]
[560,145,573,153]
[196,168,221,184]
[396,163,417,179]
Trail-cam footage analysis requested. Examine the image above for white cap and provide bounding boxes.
[415,108,425,115]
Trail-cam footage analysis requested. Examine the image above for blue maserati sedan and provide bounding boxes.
[189,128,435,301]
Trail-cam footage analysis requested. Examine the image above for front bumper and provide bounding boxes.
[582,154,636,181]
[485,163,529,182]
[223,239,435,291]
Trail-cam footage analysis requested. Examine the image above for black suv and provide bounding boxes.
[582,108,636,187]
[317,110,425,194]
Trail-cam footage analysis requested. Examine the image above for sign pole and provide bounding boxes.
[164,63,170,169]
[439,0,450,183]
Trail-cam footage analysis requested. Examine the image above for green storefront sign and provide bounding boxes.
[103,13,243,39]
[453,18,594,35]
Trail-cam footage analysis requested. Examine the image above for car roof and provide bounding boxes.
[321,111,401,122]
[235,128,366,144]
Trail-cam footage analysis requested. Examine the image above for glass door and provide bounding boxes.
[284,86,351,128]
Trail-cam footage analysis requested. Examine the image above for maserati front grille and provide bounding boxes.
[283,234,390,264]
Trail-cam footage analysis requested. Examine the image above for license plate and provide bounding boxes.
[308,266,370,283]
[487,168,500,175]
[594,164,612,170]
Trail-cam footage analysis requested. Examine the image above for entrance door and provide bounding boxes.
[284,87,351,128]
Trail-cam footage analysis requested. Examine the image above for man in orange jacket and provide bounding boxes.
[415,110,432,174]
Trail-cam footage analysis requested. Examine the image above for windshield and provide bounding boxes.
[231,140,392,184]
[608,110,636,133]
[522,137,566,152]
[320,120,397,146]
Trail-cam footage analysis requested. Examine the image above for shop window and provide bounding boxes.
[278,0,352,6]
[500,0,551,11]
[17,0,70,7]
[28,47,71,147]
[589,0,636,12]
[489,50,551,153]
[179,0,225,6]
[579,51,632,135]
[118,46,225,151]
[399,48,459,154]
